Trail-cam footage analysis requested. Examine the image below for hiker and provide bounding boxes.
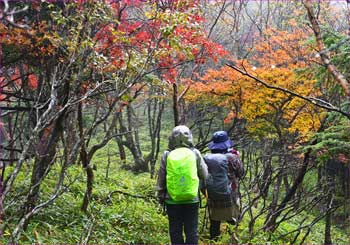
[204,130,244,241]
[157,125,208,244]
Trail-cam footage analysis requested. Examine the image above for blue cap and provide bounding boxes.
[208,131,233,150]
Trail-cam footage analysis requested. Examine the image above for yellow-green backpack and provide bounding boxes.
[166,147,199,202]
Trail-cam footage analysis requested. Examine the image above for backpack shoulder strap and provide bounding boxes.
[190,148,205,207]
[191,148,201,162]
[163,150,170,166]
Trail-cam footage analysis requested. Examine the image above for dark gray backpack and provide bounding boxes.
[204,153,231,199]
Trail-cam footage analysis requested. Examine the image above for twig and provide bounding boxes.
[106,189,157,204]
[303,0,350,96]
[226,63,350,119]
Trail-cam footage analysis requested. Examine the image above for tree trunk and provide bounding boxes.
[260,140,273,198]
[304,0,350,98]
[324,174,334,245]
[324,202,332,244]
[7,108,16,165]
[127,105,148,172]
[116,135,126,164]
[317,166,323,189]
[264,150,311,232]
[346,164,350,220]
[82,164,94,212]
[146,92,164,178]
[22,120,61,229]
[283,174,290,194]
[172,83,179,126]
[265,170,283,229]
[105,147,111,179]
[117,106,148,172]
[78,102,94,212]
[345,163,350,197]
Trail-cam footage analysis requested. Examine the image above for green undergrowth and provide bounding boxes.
[234,211,350,244]
[1,142,349,244]
[1,145,169,244]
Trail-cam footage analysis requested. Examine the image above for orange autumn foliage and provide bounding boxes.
[187,26,324,142]
[254,27,313,69]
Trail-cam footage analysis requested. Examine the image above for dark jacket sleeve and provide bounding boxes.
[156,151,169,203]
[193,148,208,181]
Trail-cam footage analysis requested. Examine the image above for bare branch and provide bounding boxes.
[106,189,157,203]
[0,0,29,29]
[303,0,350,96]
[10,136,82,242]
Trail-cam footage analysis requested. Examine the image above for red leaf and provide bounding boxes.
[28,74,39,89]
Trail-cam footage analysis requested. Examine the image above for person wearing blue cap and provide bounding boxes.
[204,131,244,241]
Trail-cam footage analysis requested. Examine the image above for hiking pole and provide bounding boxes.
[162,191,167,215]
[204,189,210,230]
[201,205,206,233]
[201,189,209,233]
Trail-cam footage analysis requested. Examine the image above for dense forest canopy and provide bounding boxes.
[0,0,349,244]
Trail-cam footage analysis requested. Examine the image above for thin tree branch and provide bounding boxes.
[226,63,350,119]
[106,189,157,203]
[303,0,350,96]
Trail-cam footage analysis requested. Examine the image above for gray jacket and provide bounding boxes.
[156,125,208,203]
